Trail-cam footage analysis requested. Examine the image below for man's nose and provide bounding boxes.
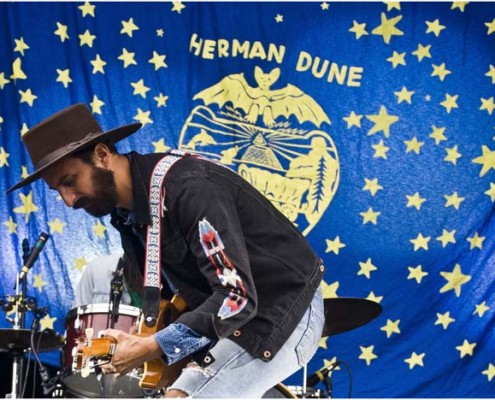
[60,189,77,207]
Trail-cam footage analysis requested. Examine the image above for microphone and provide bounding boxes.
[306,361,341,387]
[22,238,30,264]
[18,232,50,281]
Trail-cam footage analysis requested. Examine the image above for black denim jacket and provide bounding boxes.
[110,152,324,361]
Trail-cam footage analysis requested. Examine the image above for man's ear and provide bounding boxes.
[93,143,111,167]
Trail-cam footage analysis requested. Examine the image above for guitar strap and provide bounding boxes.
[142,150,186,327]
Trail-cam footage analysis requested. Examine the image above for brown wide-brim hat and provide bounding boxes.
[6,103,142,193]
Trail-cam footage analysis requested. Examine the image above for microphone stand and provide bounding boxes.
[109,259,125,329]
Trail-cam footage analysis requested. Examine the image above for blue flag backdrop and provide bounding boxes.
[0,1,494,397]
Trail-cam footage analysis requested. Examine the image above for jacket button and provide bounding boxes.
[233,330,241,337]
[320,264,325,272]
[263,351,272,359]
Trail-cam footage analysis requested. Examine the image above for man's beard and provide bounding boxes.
[73,166,118,217]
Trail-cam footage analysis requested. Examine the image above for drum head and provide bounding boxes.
[263,384,297,398]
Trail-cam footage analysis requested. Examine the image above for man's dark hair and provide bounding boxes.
[71,141,118,164]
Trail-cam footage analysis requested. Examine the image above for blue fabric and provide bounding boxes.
[0,2,494,397]
[153,322,212,365]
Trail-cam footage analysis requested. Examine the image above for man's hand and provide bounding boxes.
[99,329,163,377]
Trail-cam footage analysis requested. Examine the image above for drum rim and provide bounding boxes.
[66,303,141,320]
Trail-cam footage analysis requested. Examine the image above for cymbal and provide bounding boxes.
[322,297,382,337]
[0,329,63,353]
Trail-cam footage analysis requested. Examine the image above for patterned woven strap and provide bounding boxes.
[142,151,185,327]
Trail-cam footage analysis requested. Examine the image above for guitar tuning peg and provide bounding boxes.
[85,327,94,339]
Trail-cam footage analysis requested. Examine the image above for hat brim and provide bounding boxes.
[6,122,142,194]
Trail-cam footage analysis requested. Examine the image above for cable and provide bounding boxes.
[337,359,353,398]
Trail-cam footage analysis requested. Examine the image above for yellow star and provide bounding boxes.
[429,125,447,145]
[171,1,186,13]
[367,291,383,303]
[363,178,383,196]
[33,273,47,293]
[436,229,456,247]
[473,301,490,318]
[482,363,495,382]
[325,236,346,255]
[48,218,66,235]
[156,29,165,37]
[467,232,485,250]
[444,145,462,165]
[412,43,431,62]
[343,111,362,128]
[444,192,465,210]
[480,97,495,115]
[10,58,27,81]
[380,319,400,338]
[3,216,17,234]
[56,68,72,88]
[118,48,137,68]
[366,106,398,138]
[426,19,446,37]
[387,51,406,68]
[372,139,390,159]
[0,72,10,89]
[152,138,170,153]
[404,137,424,155]
[134,108,153,126]
[19,89,38,107]
[485,18,495,35]
[320,1,330,11]
[485,182,495,201]
[149,51,168,71]
[372,12,404,44]
[410,233,430,251]
[385,2,401,11]
[319,337,328,349]
[349,20,368,39]
[440,93,458,113]
[322,280,339,299]
[394,86,414,104]
[404,352,425,369]
[54,22,70,42]
[359,345,378,366]
[40,314,57,331]
[14,37,30,56]
[431,63,451,81]
[485,65,495,84]
[79,29,96,47]
[407,265,428,284]
[78,1,95,17]
[360,207,380,225]
[90,95,105,114]
[451,2,469,12]
[121,17,139,37]
[406,192,426,210]
[21,165,29,178]
[275,14,284,23]
[439,263,471,297]
[92,219,107,238]
[456,340,476,358]
[90,54,106,74]
[131,79,150,98]
[20,124,29,136]
[473,145,495,177]
[154,93,169,107]
[435,311,455,329]
[73,257,88,273]
[13,191,39,223]
[0,146,10,167]
[358,258,377,279]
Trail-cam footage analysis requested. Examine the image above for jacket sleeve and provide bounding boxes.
[164,166,258,339]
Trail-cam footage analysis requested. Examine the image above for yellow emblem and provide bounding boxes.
[179,66,340,235]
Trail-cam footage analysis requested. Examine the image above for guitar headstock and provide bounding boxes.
[74,328,118,376]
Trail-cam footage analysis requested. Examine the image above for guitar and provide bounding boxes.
[75,295,190,390]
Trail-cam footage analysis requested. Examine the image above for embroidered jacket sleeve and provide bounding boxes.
[164,159,258,340]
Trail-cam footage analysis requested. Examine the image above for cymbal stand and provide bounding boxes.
[8,274,26,399]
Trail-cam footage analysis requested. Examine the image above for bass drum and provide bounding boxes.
[263,384,297,398]
[62,303,144,398]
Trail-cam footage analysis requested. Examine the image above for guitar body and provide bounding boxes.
[138,295,190,390]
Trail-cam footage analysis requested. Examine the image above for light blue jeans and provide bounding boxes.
[168,286,324,398]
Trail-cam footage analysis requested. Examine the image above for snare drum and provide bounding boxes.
[62,303,143,398]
